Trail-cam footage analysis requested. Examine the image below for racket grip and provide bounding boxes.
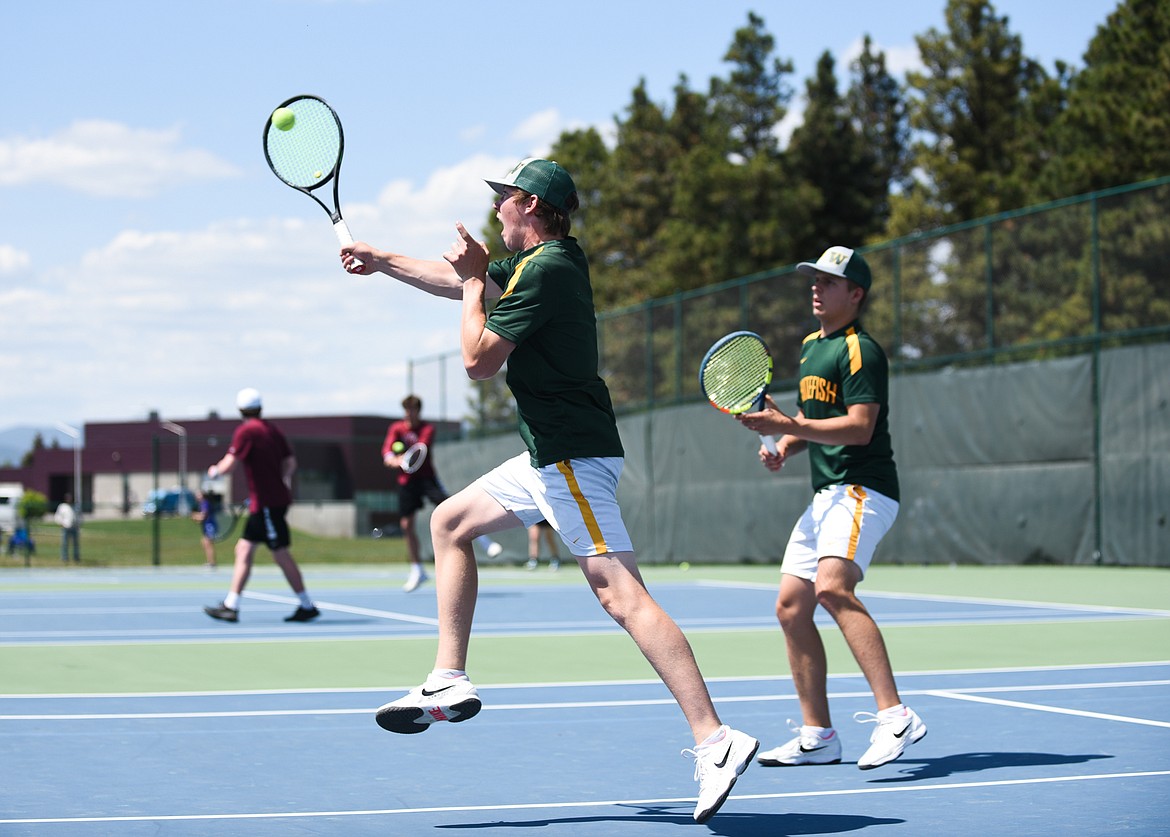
[334,219,364,270]
[759,434,778,455]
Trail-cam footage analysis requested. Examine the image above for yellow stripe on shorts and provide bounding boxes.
[556,460,608,554]
[846,484,867,560]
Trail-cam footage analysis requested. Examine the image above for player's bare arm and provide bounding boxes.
[444,223,514,379]
[738,397,879,447]
[342,237,503,302]
[209,452,238,479]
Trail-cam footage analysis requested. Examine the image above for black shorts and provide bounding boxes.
[242,506,292,550]
[399,476,448,517]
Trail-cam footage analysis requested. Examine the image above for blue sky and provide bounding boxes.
[0,0,1119,431]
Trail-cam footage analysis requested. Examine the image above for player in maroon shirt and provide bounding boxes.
[381,395,502,592]
[203,388,319,623]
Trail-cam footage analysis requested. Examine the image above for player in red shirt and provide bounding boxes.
[203,388,319,623]
[381,395,502,592]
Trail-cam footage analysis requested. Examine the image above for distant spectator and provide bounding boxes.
[54,493,80,564]
[193,489,220,569]
[6,523,35,558]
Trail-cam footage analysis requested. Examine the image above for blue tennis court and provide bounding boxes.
[1,566,1168,835]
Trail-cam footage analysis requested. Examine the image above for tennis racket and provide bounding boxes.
[263,94,362,269]
[210,500,249,543]
[399,442,428,475]
[699,330,778,454]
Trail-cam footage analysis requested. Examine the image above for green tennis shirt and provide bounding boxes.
[486,238,625,467]
[796,320,900,502]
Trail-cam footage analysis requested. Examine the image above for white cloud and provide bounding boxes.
[0,244,30,273]
[0,120,241,198]
[510,109,566,153]
[0,108,590,427]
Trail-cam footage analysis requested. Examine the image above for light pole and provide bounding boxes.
[54,422,83,521]
[160,420,189,516]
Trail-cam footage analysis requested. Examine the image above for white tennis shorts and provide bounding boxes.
[474,453,633,557]
[781,483,899,581]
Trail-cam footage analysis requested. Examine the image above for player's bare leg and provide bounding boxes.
[228,540,256,596]
[579,550,722,744]
[814,557,901,710]
[271,546,307,595]
[429,486,520,670]
[776,573,833,727]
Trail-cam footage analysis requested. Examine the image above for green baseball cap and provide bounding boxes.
[796,245,872,290]
[486,158,578,213]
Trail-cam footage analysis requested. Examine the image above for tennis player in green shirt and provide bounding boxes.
[736,245,927,771]
[342,158,757,823]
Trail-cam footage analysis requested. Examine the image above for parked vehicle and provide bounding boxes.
[141,487,196,516]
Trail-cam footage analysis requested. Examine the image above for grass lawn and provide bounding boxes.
[1,516,409,569]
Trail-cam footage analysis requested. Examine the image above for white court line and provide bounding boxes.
[5,679,1168,722]
[929,689,1170,729]
[2,770,1167,825]
[243,591,439,626]
[698,580,1170,618]
[3,662,1168,700]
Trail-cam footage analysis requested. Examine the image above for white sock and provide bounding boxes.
[430,668,468,681]
[298,591,313,609]
[224,592,240,610]
[878,704,906,720]
[699,725,729,747]
[804,725,834,739]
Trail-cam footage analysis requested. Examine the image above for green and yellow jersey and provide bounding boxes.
[796,320,899,502]
[486,238,625,467]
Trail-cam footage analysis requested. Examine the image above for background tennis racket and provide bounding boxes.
[399,442,428,475]
[699,330,779,454]
[263,94,362,269]
[210,500,248,543]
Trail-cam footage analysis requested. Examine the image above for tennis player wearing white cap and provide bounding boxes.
[203,388,320,624]
[737,245,926,771]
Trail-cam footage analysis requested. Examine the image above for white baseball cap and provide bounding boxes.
[796,245,872,290]
[236,387,262,411]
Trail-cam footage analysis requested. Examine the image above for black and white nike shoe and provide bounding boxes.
[756,719,843,766]
[854,705,927,769]
[685,725,760,823]
[374,675,482,734]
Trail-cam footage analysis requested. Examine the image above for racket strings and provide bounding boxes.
[701,339,772,413]
[266,99,341,188]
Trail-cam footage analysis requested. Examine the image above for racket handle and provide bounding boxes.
[334,219,364,270]
[759,434,778,455]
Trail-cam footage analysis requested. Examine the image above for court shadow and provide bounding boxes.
[437,805,903,835]
[865,751,1113,783]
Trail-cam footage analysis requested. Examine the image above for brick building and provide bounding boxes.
[0,411,461,537]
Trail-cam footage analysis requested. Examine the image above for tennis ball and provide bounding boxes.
[391,441,406,454]
[272,107,295,131]
[679,561,691,572]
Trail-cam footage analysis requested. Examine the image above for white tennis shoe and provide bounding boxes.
[403,564,427,593]
[855,705,927,769]
[684,725,759,823]
[375,675,481,734]
[757,720,842,766]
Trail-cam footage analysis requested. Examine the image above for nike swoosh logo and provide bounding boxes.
[713,742,733,769]
[420,685,455,697]
[893,723,912,739]
[799,743,830,753]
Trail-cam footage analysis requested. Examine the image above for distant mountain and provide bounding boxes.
[0,425,81,468]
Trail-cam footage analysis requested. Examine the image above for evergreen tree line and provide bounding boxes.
[488,0,1168,311]
[468,0,1170,426]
